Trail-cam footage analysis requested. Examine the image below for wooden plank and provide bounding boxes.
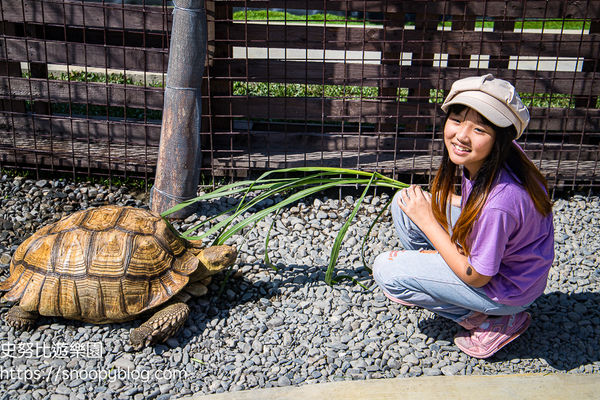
[215,96,417,125]
[213,130,598,164]
[0,113,162,147]
[0,38,169,72]
[211,97,600,133]
[1,0,171,32]
[219,24,600,59]
[209,148,599,182]
[218,59,600,96]
[0,77,165,110]
[227,1,600,19]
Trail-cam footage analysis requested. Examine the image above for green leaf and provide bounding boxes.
[159,167,410,286]
[263,211,279,271]
[325,174,375,285]
[360,196,394,271]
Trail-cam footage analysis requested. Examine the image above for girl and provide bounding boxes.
[373,74,554,359]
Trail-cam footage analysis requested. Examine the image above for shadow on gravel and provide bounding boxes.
[161,269,285,351]
[417,291,599,371]
[0,267,282,355]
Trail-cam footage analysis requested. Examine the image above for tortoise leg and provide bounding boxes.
[4,305,38,330]
[129,302,190,350]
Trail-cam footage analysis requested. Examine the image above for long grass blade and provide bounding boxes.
[182,205,237,236]
[360,196,394,272]
[189,174,365,241]
[215,178,368,245]
[160,166,410,286]
[324,174,375,285]
[263,211,280,271]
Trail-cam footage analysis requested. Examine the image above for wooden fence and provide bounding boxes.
[0,0,599,189]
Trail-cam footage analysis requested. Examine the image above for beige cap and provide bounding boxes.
[441,74,530,139]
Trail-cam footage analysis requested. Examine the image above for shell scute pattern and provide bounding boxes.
[2,206,202,323]
[153,220,187,257]
[53,230,90,276]
[88,230,129,278]
[57,278,79,319]
[121,278,151,316]
[78,206,123,231]
[126,235,173,278]
[117,207,159,235]
[48,208,88,234]
[75,278,104,321]
[18,271,45,312]
[3,267,33,303]
[17,235,54,274]
[98,279,126,321]
[38,275,60,316]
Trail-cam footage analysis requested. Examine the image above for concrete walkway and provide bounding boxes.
[185,374,599,400]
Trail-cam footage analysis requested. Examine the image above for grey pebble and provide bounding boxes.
[0,178,598,397]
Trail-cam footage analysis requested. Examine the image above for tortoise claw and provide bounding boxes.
[4,306,38,331]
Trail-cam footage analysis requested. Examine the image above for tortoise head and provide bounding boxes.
[197,245,237,276]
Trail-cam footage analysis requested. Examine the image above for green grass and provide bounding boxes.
[233,9,378,26]
[232,82,590,109]
[519,92,575,109]
[234,11,590,31]
[48,71,164,88]
[515,19,590,31]
[24,71,591,111]
[23,71,164,120]
[233,81,378,98]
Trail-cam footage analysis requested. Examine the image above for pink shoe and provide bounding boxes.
[454,312,531,359]
[382,291,415,307]
[458,311,488,330]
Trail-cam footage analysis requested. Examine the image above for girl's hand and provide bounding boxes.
[397,185,436,230]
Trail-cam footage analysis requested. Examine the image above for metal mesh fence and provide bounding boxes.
[1,0,599,190]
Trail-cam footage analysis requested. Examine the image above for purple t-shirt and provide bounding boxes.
[462,167,554,306]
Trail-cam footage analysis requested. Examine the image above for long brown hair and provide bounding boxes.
[431,105,552,256]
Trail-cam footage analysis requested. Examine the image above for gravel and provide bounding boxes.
[0,174,598,398]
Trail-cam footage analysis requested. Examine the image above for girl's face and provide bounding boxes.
[444,107,497,176]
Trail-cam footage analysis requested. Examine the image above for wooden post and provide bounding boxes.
[150,0,207,218]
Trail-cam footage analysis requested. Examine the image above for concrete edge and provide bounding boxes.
[183,373,600,400]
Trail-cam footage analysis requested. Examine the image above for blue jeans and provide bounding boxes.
[372,191,528,324]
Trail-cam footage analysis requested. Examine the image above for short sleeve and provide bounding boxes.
[467,208,518,277]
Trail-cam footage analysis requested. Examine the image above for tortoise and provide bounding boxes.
[0,205,237,349]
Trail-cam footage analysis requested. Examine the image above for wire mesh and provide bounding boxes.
[0,0,598,190]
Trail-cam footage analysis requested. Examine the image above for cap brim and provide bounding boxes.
[441,91,515,129]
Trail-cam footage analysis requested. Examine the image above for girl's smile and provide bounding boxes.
[444,108,496,176]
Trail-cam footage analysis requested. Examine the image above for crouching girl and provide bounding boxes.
[373,74,554,358]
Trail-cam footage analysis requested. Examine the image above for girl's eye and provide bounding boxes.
[474,127,487,134]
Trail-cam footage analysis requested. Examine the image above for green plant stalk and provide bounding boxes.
[185,174,363,241]
[263,211,279,271]
[325,174,375,284]
[206,167,397,238]
[213,177,374,245]
[162,167,410,286]
[205,172,345,243]
[360,196,394,272]
[182,205,237,236]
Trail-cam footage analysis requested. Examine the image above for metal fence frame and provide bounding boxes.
[0,0,598,190]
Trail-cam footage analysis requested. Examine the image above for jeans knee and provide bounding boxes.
[372,251,406,288]
[391,191,403,214]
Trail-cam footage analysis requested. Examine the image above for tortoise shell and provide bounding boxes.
[0,205,199,324]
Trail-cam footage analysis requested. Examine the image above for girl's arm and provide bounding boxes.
[398,186,492,288]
